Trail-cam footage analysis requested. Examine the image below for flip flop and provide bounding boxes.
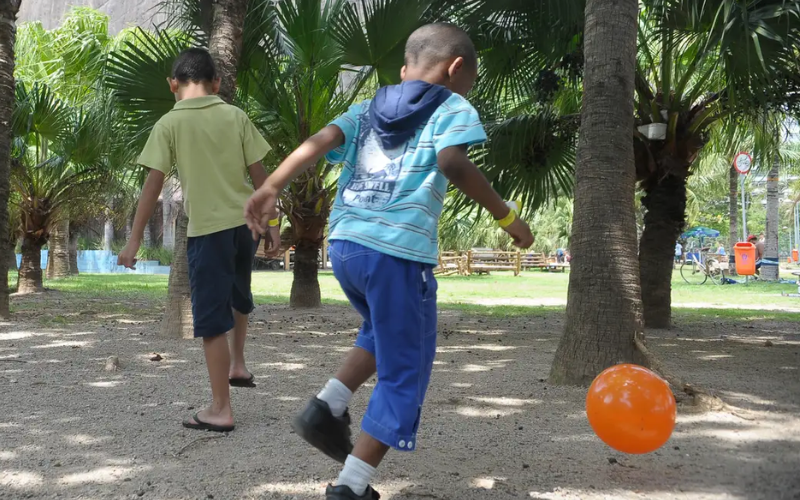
[229,374,256,388]
[182,412,235,433]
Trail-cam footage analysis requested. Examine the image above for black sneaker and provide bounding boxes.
[291,397,353,463]
[326,484,380,500]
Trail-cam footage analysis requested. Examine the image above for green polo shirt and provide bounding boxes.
[138,95,271,237]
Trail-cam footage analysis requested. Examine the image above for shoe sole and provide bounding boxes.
[291,415,351,464]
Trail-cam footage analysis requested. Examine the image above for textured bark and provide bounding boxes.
[550,0,646,386]
[639,175,687,328]
[762,157,780,281]
[6,238,15,271]
[18,234,44,294]
[68,225,78,275]
[290,242,321,308]
[0,0,20,315]
[103,212,114,251]
[160,0,249,336]
[125,214,132,241]
[208,0,247,104]
[161,179,176,251]
[160,206,193,339]
[46,220,70,279]
[728,166,738,274]
[142,221,153,248]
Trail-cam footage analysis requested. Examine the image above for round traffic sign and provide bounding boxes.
[734,152,752,174]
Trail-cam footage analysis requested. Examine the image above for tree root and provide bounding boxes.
[634,336,754,420]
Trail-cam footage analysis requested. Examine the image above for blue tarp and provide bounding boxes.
[15,250,170,275]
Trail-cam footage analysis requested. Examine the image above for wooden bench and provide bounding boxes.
[435,251,466,276]
[521,252,547,270]
[466,249,521,276]
[545,257,569,273]
[254,239,329,271]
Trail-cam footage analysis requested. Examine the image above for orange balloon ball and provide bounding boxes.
[586,364,676,454]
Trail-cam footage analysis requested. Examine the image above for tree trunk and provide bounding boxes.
[160,207,193,338]
[729,166,738,274]
[0,0,21,316]
[208,0,248,104]
[143,221,152,248]
[762,156,780,281]
[639,175,686,328]
[6,238,16,271]
[68,225,78,275]
[46,219,70,279]
[18,234,44,294]
[125,214,133,241]
[290,241,321,308]
[103,200,114,251]
[550,0,646,386]
[161,179,176,251]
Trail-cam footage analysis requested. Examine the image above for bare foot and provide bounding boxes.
[185,406,234,428]
[229,366,252,381]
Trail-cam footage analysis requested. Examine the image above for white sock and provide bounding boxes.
[317,378,353,417]
[336,455,376,496]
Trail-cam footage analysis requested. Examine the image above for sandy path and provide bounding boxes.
[1,298,799,499]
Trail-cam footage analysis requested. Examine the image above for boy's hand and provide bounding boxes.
[117,241,140,269]
[244,183,279,240]
[263,225,283,258]
[503,219,535,249]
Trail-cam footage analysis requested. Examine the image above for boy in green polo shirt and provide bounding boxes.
[118,48,276,432]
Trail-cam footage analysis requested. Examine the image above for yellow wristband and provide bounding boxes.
[497,210,517,228]
[497,200,520,228]
[268,218,280,227]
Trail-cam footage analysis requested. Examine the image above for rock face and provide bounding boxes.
[19,0,164,33]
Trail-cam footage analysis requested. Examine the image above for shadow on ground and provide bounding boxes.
[1,292,799,499]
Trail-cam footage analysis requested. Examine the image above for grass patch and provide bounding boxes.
[8,268,800,322]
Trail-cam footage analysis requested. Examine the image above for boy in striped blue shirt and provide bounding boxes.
[245,23,533,500]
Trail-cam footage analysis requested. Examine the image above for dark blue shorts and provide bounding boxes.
[187,225,257,338]
[329,239,437,452]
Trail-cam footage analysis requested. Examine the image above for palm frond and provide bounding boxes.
[105,28,197,149]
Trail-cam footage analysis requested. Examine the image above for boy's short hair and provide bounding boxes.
[404,23,478,71]
[171,48,218,84]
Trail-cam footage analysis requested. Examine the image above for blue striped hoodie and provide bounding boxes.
[326,80,487,265]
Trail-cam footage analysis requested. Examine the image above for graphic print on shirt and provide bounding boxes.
[341,111,407,210]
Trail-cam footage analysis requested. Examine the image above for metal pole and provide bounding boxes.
[795,203,799,257]
[741,174,748,241]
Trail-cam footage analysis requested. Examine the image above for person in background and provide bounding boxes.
[556,247,565,264]
[674,240,683,268]
[748,234,764,273]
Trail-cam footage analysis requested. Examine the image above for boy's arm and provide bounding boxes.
[118,169,165,269]
[438,145,534,248]
[248,161,268,191]
[244,125,344,237]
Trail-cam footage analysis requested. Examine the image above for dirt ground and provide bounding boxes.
[1,292,799,500]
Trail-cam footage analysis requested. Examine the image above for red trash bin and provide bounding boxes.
[793,249,798,263]
[734,243,756,276]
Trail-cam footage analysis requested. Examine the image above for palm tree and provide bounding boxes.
[108,0,449,308]
[549,0,645,385]
[10,82,121,292]
[460,0,800,328]
[16,7,118,278]
[0,0,22,317]
[634,0,800,326]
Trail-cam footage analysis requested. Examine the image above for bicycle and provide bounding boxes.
[680,252,725,285]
